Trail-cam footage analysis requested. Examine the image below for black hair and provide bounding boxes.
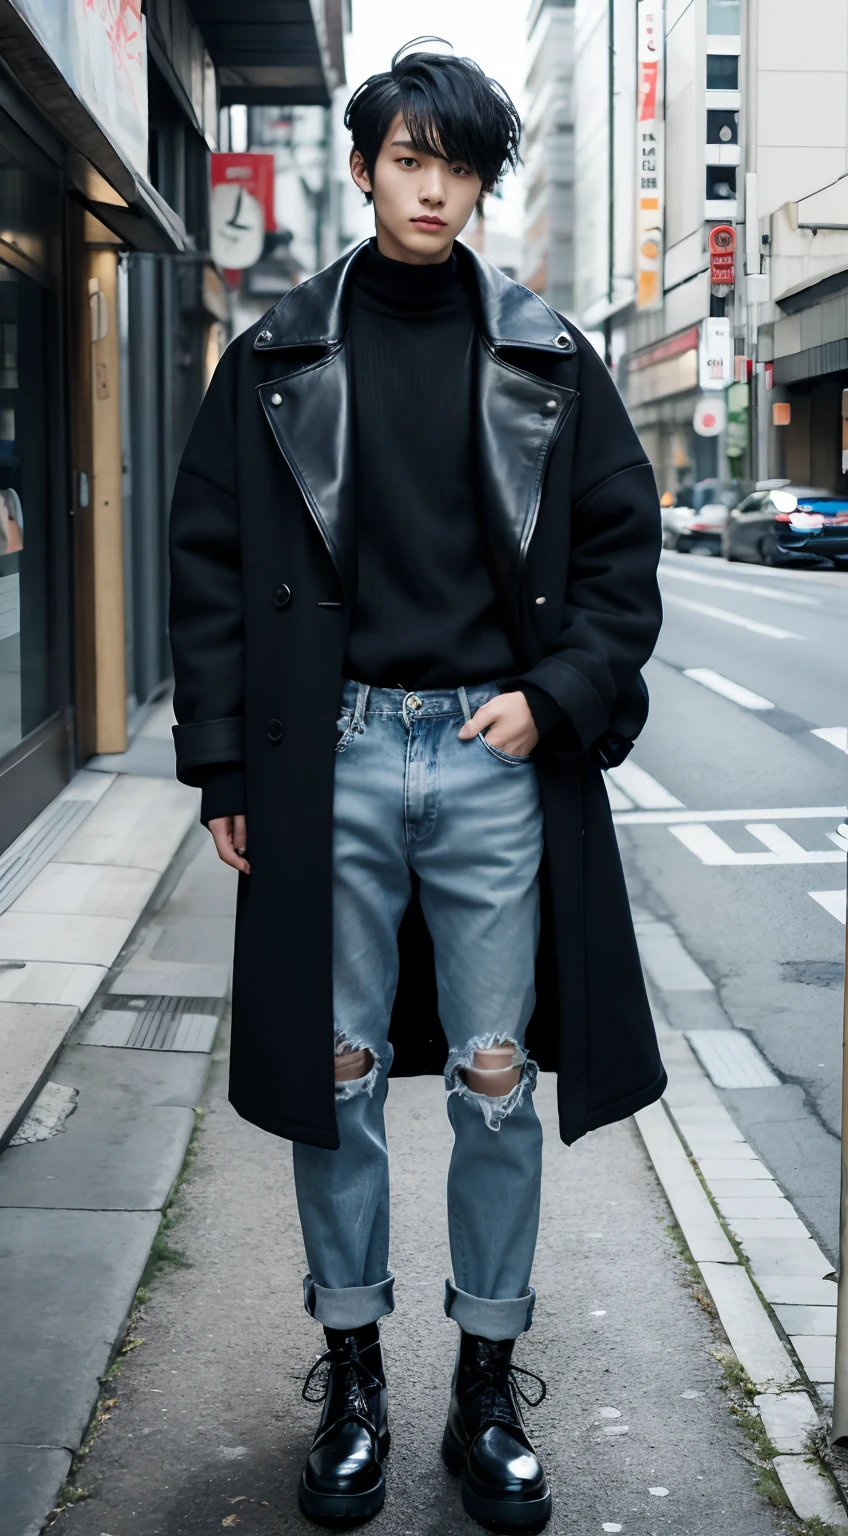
[344,38,521,196]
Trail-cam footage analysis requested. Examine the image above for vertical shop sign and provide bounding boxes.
[210,154,276,272]
[636,0,665,310]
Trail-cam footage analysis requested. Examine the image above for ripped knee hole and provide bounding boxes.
[334,1045,375,1083]
[461,1044,521,1098]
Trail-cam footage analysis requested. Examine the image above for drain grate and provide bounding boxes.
[0,797,92,915]
[79,994,224,1053]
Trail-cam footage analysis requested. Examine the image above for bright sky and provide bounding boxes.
[342,0,529,240]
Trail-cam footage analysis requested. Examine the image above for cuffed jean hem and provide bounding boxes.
[303,1271,396,1330]
[444,1278,536,1341]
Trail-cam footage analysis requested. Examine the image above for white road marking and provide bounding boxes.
[603,775,634,811]
[827,826,848,852]
[812,727,848,753]
[663,592,803,639]
[686,1030,780,1089]
[670,823,844,866]
[660,563,818,607]
[606,760,684,809]
[614,805,846,826]
[809,891,846,924]
[683,668,774,710]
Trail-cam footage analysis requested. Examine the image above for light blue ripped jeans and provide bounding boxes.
[292,680,545,1343]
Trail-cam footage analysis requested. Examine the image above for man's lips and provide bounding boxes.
[411,216,446,227]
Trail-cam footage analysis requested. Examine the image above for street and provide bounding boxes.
[619,552,848,1266]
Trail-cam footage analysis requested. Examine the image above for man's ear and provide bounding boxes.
[350,147,372,198]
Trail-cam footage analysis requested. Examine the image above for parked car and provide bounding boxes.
[662,480,749,555]
[722,485,848,566]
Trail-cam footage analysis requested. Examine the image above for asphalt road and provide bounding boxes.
[617,549,848,1265]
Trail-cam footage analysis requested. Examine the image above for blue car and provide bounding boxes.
[722,484,848,566]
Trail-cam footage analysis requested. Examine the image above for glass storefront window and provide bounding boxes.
[0,260,55,753]
[707,0,741,34]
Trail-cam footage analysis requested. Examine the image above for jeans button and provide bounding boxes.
[407,695,423,711]
[267,718,283,743]
[273,583,292,609]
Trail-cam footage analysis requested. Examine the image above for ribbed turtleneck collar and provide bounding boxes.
[352,237,468,319]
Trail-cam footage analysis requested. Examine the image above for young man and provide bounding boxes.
[169,42,665,1532]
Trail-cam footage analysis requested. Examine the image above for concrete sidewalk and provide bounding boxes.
[53,1016,792,1536]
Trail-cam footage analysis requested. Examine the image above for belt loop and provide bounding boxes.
[353,682,370,733]
[457,686,472,724]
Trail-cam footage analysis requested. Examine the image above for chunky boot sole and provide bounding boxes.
[442,1433,552,1533]
[298,1432,390,1525]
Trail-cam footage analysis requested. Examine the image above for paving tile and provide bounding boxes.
[677,1123,746,1144]
[0,1003,78,1148]
[0,911,136,966]
[728,1217,812,1243]
[757,1276,839,1306]
[698,1157,774,1181]
[61,767,117,804]
[671,1105,739,1127]
[774,1305,837,1336]
[112,959,230,998]
[0,961,105,1009]
[710,1178,782,1200]
[773,1454,848,1526]
[791,1334,837,1382]
[699,1261,798,1389]
[745,1240,832,1277]
[0,1046,207,1210]
[10,861,158,918]
[149,916,235,965]
[0,1207,159,1444]
[754,1390,820,1453]
[56,776,197,871]
[716,1195,799,1220]
[819,1383,835,1408]
[688,1140,758,1160]
[0,1444,72,1536]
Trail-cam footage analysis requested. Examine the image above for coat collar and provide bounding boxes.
[252,238,576,357]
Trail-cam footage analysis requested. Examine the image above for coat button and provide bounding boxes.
[543,399,558,414]
[535,595,547,605]
[258,328,272,342]
[554,331,571,349]
[267,718,284,743]
[273,583,292,609]
[270,392,282,407]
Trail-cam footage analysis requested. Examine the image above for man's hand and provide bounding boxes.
[458,691,539,758]
[208,815,250,874]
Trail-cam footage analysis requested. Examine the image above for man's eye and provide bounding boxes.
[400,157,417,168]
[451,165,471,175]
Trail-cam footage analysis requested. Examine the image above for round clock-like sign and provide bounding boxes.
[211,182,265,270]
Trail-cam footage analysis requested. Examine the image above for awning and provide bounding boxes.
[188,0,343,107]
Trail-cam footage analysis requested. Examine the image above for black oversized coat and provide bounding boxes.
[168,239,667,1150]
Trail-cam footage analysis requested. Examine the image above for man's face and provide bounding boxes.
[350,110,484,264]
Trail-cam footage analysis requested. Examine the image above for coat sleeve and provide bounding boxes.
[519,334,663,752]
[169,338,245,805]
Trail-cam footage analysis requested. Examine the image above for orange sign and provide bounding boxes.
[636,1,664,310]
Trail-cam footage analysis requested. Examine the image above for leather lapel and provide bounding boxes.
[258,347,356,602]
[475,339,578,608]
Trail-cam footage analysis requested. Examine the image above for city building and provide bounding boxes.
[522,0,576,315]
[0,0,345,852]
[572,0,848,505]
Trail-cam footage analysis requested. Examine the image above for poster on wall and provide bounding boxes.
[635,0,664,310]
[11,0,148,177]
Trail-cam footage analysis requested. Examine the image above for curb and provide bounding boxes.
[637,1024,848,1529]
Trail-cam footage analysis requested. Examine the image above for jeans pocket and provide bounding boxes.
[480,732,532,765]
[335,709,354,754]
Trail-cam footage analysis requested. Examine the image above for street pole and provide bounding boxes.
[831,885,848,1445]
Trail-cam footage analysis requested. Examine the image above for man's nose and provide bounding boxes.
[420,170,447,205]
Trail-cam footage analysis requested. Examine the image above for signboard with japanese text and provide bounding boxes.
[709,224,736,290]
[210,154,276,272]
[636,0,664,310]
[698,317,732,391]
[11,0,148,176]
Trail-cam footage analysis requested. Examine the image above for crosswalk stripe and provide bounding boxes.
[684,668,774,710]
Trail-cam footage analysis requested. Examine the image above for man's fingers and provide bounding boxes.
[208,818,250,875]
[458,700,500,739]
[233,814,248,856]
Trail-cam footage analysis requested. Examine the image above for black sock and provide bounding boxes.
[324,1321,380,1352]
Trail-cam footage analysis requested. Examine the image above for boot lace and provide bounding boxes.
[302,1340,382,1421]
[476,1344,547,1428]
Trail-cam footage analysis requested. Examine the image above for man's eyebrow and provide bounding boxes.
[390,139,418,150]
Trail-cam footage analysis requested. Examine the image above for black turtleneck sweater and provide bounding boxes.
[342,241,561,734]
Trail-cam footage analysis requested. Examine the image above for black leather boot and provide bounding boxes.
[442,1331,551,1531]
[298,1324,389,1522]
